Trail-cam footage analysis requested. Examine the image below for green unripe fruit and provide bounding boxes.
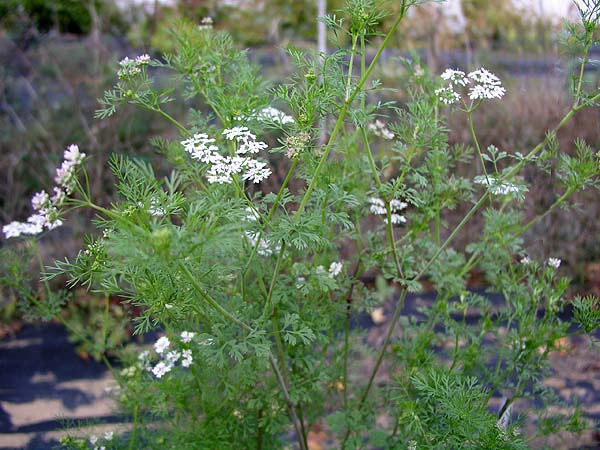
[151,227,172,253]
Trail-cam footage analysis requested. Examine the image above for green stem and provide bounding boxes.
[138,96,191,136]
[128,404,138,450]
[243,159,299,279]
[263,242,287,319]
[345,35,358,101]
[360,127,404,280]
[268,354,308,450]
[31,241,52,300]
[575,29,593,103]
[295,1,408,218]
[467,110,489,179]
[178,262,252,332]
[232,176,267,224]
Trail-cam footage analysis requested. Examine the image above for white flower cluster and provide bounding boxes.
[198,17,213,30]
[435,67,506,105]
[315,261,343,279]
[547,257,561,269]
[245,231,277,256]
[253,107,295,125]
[3,144,86,239]
[89,431,114,450]
[328,261,343,278]
[473,175,526,196]
[368,120,395,140]
[234,107,294,127]
[181,127,271,184]
[135,333,196,380]
[137,197,165,216]
[117,54,150,79]
[368,197,407,225]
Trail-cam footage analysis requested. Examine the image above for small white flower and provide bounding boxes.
[368,197,387,215]
[385,213,407,224]
[520,256,531,264]
[328,262,343,278]
[241,159,272,183]
[223,126,255,142]
[50,187,66,206]
[368,119,395,140]
[165,350,181,364]
[117,54,149,79]
[152,361,173,378]
[435,86,461,105]
[31,191,49,210]
[3,222,27,239]
[180,331,196,343]
[103,431,114,441]
[2,144,86,239]
[154,336,170,354]
[181,129,271,185]
[245,231,278,256]
[368,197,408,224]
[181,349,193,367]
[467,68,506,100]
[389,199,408,211]
[89,435,98,445]
[468,83,506,100]
[473,175,526,196]
[199,16,214,30]
[468,68,502,86]
[547,257,561,269]
[135,54,150,65]
[148,197,165,216]
[441,68,468,86]
[252,106,294,125]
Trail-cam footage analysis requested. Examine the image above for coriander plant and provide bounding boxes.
[3,1,600,449]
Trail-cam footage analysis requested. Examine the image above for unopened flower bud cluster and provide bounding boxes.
[284,131,311,159]
[3,144,85,239]
[435,67,506,105]
[368,197,408,224]
[181,127,271,184]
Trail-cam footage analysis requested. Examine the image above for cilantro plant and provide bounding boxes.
[3,1,600,449]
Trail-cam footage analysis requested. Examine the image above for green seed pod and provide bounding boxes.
[152,227,172,253]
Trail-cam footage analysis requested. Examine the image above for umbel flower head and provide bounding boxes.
[435,67,506,105]
[3,144,86,239]
[117,54,150,79]
[181,127,271,184]
[368,197,408,225]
